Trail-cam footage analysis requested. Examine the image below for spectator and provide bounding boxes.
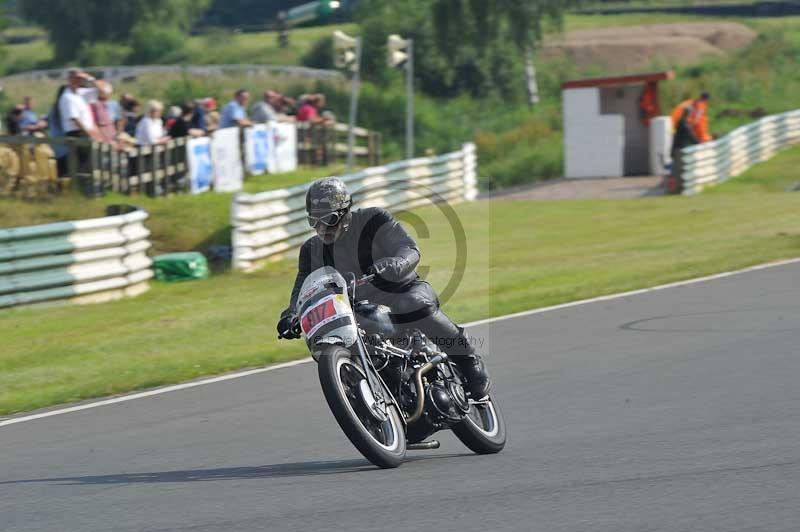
[282,95,297,116]
[295,94,319,122]
[135,99,170,145]
[204,97,220,132]
[47,85,70,175]
[190,98,207,132]
[90,81,118,145]
[671,92,712,145]
[58,68,101,140]
[19,96,47,135]
[165,105,181,131]
[5,105,23,135]
[121,94,141,138]
[220,89,252,128]
[168,102,205,139]
[251,90,280,123]
[671,105,700,157]
[105,95,122,133]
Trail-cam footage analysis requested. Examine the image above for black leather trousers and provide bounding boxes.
[372,280,475,357]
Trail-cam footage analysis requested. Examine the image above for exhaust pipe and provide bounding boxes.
[406,354,445,423]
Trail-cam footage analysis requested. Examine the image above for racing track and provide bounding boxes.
[2,262,800,531]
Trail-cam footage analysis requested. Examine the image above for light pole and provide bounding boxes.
[387,34,414,160]
[333,30,361,172]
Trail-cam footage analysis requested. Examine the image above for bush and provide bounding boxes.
[162,76,224,107]
[128,24,186,64]
[76,41,132,66]
[301,36,334,70]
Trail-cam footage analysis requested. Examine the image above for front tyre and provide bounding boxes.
[318,345,406,468]
[451,395,507,454]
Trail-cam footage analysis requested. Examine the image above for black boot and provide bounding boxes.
[454,354,491,399]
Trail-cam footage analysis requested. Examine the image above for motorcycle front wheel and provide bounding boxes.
[317,345,407,468]
[451,395,507,454]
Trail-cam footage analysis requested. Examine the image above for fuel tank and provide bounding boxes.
[353,301,397,337]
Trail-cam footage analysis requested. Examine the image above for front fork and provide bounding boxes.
[352,332,406,427]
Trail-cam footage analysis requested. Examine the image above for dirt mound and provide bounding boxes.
[542,22,757,72]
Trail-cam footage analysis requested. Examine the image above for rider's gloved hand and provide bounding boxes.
[277,313,300,339]
[369,257,410,282]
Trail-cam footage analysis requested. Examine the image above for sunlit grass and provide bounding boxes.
[1,146,799,416]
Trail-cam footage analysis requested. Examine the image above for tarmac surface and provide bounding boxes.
[2,262,799,531]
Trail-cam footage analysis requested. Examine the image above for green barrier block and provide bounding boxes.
[153,252,209,282]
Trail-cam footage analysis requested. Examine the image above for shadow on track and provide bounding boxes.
[0,453,470,486]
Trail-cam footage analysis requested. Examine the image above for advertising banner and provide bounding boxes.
[270,122,298,174]
[245,124,272,176]
[211,127,244,192]
[186,137,213,194]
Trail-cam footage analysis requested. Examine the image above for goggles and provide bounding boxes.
[307,209,347,228]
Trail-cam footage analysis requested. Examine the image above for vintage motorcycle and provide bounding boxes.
[279,266,506,468]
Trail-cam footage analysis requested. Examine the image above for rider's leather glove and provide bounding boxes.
[277,313,300,339]
[369,256,411,283]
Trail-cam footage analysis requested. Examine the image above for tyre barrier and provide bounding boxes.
[0,209,153,309]
[231,143,478,272]
[678,110,800,195]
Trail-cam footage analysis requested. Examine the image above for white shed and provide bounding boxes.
[562,71,675,178]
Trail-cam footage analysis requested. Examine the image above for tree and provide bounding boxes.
[17,0,209,63]
[430,0,583,105]
[354,0,582,99]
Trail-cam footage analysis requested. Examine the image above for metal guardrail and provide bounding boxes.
[0,209,153,309]
[0,64,343,83]
[677,110,800,195]
[231,143,478,272]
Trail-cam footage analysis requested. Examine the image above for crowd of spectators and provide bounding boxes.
[3,67,336,158]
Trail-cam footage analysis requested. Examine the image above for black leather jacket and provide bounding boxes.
[282,207,420,317]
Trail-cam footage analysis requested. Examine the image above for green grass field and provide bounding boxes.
[1,145,799,416]
[0,165,350,254]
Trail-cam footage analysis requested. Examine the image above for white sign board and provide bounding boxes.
[245,124,272,176]
[270,122,298,174]
[211,127,244,192]
[186,137,213,194]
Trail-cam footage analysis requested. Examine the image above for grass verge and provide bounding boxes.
[0,165,349,254]
[1,146,799,416]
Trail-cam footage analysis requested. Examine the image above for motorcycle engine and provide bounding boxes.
[425,376,469,423]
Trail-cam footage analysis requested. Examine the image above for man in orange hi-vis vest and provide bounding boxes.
[671,92,712,145]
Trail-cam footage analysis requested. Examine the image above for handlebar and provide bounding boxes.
[278,316,301,340]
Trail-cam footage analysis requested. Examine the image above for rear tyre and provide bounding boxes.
[318,345,406,468]
[451,395,507,454]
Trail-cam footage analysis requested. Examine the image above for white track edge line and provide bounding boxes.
[463,257,800,328]
[2,256,799,428]
[0,358,312,428]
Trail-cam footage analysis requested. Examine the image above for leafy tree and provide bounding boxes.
[354,0,581,99]
[432,0,583,104]
[17,0,209,63]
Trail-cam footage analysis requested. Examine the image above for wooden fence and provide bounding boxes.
[0,122,380,199]
[296,122,382,167]
[0,135,187,198]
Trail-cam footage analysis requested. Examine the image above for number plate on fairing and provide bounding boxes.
[300,294,345,337]
[297,266,358,347]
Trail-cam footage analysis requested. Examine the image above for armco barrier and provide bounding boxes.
[0,210,153,309]
[231,143,477,272]
[678,110,800,195]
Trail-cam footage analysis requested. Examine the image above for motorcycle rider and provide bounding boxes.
[277,177,491,398]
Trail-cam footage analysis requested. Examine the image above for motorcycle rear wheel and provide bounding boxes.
[318,345,407,468]
[451,395,507,454]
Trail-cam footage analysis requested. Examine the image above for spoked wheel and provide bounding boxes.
[318,345,406,468]
[451,395,507,454]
